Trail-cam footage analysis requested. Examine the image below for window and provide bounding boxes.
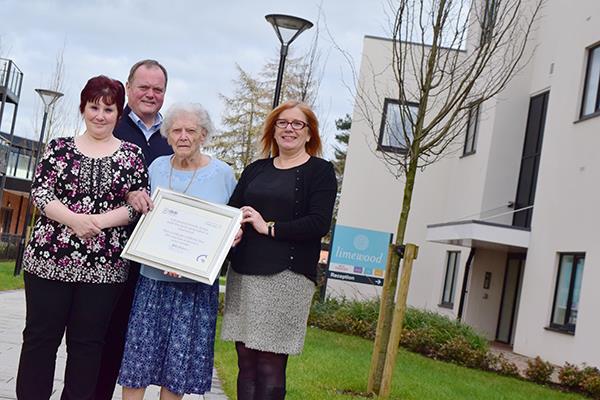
[581,44,600,118]
[440,251,460,308]
[480,0,497,45]
[463,104,480,155]
[550,253,584,333]
[378,98,418,153]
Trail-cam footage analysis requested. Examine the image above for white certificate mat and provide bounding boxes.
[121,187,242,284]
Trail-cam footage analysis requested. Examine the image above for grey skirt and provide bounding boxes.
[221,268,315,355]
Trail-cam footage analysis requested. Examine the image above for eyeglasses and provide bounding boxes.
[274,119,307,130]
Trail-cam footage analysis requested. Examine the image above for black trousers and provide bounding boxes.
[16,272,123,400]
[93,263,139,400]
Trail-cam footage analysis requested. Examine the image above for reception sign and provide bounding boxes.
[327,224,392,286]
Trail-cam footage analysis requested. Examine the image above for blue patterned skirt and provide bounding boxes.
[118,275,218,395]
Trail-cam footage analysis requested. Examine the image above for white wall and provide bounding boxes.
[512,0,600,366]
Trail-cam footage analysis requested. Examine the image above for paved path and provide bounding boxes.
[490,342,560,382]
[0,289,228,399]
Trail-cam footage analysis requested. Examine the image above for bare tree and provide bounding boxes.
[351,0,545,397]
[32,44,80,142]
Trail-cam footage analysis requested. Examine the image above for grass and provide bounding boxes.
[0,260,23,291]
[214,321,585,400]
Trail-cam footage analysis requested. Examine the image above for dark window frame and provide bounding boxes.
[580,43,600,119]
[463,104,480,156]
[549,253,585,334]
[440,251,460,308]
[512,91,549,228]
[377,98,419,154]
[480,0,497,45]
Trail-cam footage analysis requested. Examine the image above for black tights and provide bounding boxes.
[236,341,288,388]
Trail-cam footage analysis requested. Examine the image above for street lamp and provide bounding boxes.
[265,14,313,109]
[14,88,63,275]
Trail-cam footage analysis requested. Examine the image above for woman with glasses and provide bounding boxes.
[222,100,337,400]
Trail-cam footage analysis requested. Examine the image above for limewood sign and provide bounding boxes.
[327,224,392,286]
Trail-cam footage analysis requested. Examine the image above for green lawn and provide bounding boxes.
[214,321,584,400]
[0,261,23,291]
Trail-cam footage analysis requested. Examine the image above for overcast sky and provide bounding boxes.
[0,0,392,157]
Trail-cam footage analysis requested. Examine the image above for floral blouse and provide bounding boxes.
[22,137,148,283]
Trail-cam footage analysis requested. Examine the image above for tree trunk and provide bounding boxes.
[368,150,419,395]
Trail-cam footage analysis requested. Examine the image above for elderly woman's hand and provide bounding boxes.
[240,206,268,236]
[127,189,153,214]
[163,270,182,278]
[68,214,102,239]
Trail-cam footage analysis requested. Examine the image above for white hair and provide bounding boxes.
[160,102,215,143]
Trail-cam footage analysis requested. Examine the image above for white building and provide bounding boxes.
[330,0,600,366]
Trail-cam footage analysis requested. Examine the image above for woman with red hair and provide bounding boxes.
[222,100,337,399]
[16,75,148,400]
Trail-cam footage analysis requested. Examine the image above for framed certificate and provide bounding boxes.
[121,187,242,285]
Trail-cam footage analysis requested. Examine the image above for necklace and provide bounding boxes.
[168,156,199,194]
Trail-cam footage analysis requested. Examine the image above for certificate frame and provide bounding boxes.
[121,187,242,285]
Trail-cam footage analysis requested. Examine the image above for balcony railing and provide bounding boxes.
[0,58,24,99]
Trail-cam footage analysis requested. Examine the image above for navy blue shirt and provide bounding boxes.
[114,106,173,166]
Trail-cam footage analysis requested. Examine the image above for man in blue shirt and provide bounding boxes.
[94,59,172,400]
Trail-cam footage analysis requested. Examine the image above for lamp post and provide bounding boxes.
[14,88,63,275]
[265,14,313,109]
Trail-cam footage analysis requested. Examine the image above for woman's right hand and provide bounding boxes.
[68,214,102,239]
[127,189,154,214]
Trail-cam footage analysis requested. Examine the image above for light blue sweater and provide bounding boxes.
[140,155,237,283]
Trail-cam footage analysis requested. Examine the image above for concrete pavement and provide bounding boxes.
[0,289,228,399]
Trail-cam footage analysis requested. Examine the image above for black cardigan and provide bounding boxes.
[229,157,337,282]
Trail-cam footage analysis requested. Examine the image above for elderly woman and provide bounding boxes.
[16,75,148,400]
[118,103,236,400]
[222,100,337,400]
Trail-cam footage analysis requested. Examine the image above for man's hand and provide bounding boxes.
[126,189,153,214]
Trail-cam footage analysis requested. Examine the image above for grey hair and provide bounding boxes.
[160,103,215,144]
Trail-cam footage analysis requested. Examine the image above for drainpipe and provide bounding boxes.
[457,248,476,321]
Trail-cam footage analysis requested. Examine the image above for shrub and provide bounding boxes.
[308,297,379,339]
[578,367,600,398]
[437,336,489,369]
[525,356,554,384]
[399,328,441,357]
[309,297,489,369]
[583,374,600,399]
[558,363,583,389]
[403,308,489,352]
[581,366,600,382]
